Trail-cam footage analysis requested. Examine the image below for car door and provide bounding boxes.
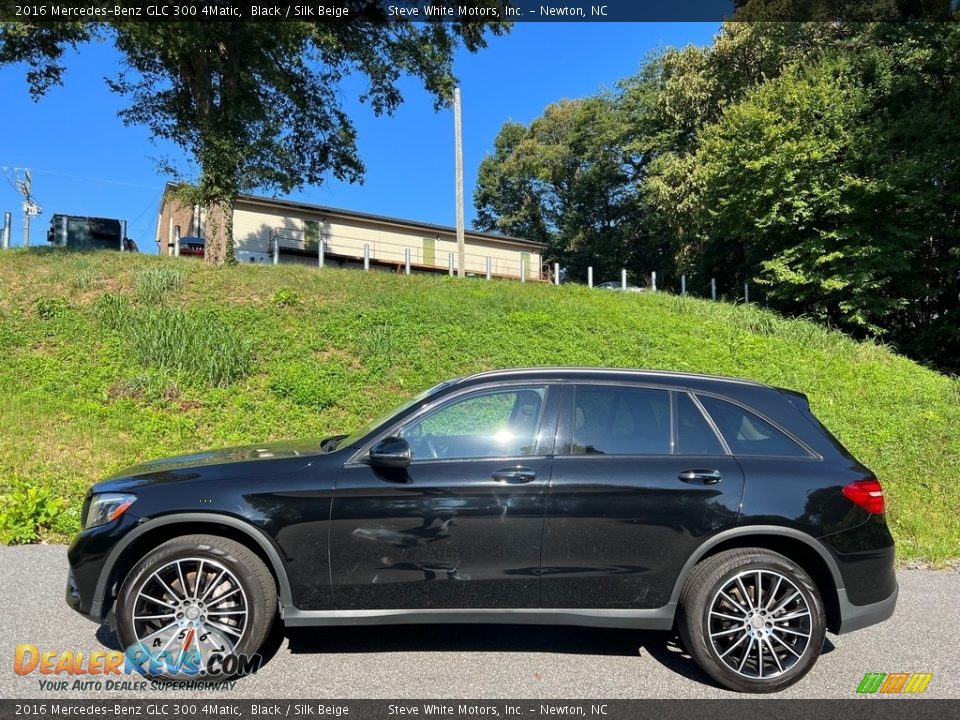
[330,383,559,610]
[542,384,745,609]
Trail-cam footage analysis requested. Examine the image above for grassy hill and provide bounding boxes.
[0,249,957,564]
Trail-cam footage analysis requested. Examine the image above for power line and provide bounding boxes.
[0,166,159,191]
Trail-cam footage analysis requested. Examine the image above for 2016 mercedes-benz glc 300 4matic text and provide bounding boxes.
[67,368,897,692]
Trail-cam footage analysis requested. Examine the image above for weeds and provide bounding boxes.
[135,266,184,305]
[0,477,63,544]
[268,361,344,409]
[271,288,301,307]
[33,297,70,319]
[96,292,251,387]
[126,307,252,387]
[95,292,132,331]
[70,265,99,291]
[365,323,396,359]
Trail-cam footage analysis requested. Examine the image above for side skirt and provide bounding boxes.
[282,604,677,630]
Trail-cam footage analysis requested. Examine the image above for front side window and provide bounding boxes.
[340,380,453,448]
[571,386,671,455]
[697,395,810,458]
[400,386,546,460]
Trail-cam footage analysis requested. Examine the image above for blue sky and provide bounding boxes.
[0,22,719,252]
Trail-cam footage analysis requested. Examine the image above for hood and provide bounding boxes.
[97,439,323,490]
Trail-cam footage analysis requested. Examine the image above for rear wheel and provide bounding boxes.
[678,548,826,693]
[115,534,276,680]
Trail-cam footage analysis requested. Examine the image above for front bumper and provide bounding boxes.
[66,512,142,623]
[66,567,102,625]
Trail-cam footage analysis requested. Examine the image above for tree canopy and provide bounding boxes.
[0,6,509,262]
[474,21,960,372]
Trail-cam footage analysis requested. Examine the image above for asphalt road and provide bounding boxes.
[1,545,957,699]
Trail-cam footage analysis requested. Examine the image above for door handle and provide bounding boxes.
[679,469,722,485]
[492,466,536,484]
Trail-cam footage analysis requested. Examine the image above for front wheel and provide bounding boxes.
[115,534,277,680]
[678,548,826,693]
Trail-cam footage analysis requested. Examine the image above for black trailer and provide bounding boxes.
[47,215,137,251]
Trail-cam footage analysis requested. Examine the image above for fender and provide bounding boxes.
[667,524,845,605]
[90,512,293,619]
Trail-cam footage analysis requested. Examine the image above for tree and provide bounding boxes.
[473,121,550,247]
[646,22,960,369]
[473,19,960,370]
[677,55,890,323]
[474,95,656,283]
[0,3,509,263]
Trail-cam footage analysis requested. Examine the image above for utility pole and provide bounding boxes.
[2,212,11,250]
[14,170,41,248]
[454,87,465,278]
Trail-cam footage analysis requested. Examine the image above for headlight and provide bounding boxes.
[84,493,136,529]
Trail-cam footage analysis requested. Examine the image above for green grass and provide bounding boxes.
[0,248,957,564]
[133,265,184,305]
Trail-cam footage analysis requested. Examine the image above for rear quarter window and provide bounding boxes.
[696,394,811,458]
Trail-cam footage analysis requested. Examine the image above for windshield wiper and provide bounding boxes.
[321,434,348,452]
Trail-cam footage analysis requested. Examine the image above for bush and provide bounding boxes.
[271,288,301,307]
[135,266,184,305]
[0,477,63,544]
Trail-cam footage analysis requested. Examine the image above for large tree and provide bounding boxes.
[649,23,960,367]
[0,2,508,263]
[474,20,960,370]
[474,95,654,283]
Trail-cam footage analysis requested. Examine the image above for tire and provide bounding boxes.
[115,534,277,681]
[678,548,826,693]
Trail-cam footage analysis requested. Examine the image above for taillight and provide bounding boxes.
[842,478,885,514]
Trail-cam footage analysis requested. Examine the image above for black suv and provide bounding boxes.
[67,368,896,692]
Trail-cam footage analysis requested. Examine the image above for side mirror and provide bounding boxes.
[368,436,411,469]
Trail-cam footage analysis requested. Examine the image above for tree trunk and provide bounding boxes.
[203,196,235,265]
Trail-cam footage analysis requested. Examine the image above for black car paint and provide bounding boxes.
[67,368,896,633]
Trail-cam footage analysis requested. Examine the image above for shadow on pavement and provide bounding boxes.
[91,618,833,689]
[286,625,721,687]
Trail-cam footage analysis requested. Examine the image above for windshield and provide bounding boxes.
[336,380,455,449]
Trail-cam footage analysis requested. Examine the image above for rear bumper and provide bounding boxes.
[835,582,898,635]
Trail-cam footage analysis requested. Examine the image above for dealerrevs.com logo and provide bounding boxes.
[856,672,934,695]
[14,643,261,691]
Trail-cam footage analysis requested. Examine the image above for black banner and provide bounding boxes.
[1,0,958,24]
[0,700,958,720]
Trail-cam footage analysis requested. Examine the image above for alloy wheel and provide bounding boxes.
[707,569,812,679]
[131,557,249,666]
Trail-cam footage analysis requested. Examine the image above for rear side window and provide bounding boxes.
[676,393,725,455]
[572,386,671,455]
[697,395,810,458]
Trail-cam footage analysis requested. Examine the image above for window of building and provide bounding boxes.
[304,219,321,251]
